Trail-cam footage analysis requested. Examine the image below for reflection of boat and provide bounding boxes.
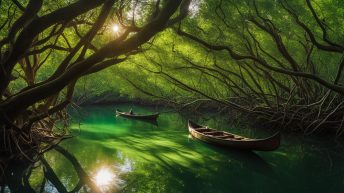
[133,118,159,126]
[188,120,280,151]
[116,109,159,121]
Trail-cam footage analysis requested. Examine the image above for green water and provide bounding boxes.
[4,105,344,193]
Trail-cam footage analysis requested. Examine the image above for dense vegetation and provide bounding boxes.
[0,0,188,159]
[94,0,344,134]
[0,0,344,161]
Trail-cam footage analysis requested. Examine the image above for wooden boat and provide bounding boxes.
[188,120,280,151]
[115,109,159,121]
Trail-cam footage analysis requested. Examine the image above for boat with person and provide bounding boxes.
[188,120,280,151]
[115,109,159,121]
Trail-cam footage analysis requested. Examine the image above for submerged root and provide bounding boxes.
[0,126,72,185]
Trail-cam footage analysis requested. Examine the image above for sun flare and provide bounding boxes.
[112,24,120,33]
[94,167,115,187]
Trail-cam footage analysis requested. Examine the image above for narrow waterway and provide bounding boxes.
[4,104,344,193]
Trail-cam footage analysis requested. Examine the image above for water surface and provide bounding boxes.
[5,105,344,193]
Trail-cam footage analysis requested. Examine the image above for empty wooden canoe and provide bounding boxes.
[116,109,159,121]
[188,120,280,151]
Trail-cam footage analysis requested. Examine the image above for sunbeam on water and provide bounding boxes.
[10,105,344,193]
[94,168,114,187]
[93,167,124,192]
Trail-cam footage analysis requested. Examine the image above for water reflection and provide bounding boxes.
[115,156,133,174]
[0,145,131,193]
[92,158,133,192]
[2,105,344,193]
[94,167,118,191]
[115,115,159,126]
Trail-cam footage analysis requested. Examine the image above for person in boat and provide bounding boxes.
[129,108,134,115]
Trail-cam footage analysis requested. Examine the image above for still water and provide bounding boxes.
[4,105,344,193]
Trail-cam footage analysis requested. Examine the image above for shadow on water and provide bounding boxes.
[1,159,36,193]
[115,115,159,127]
[77,126,275,192]
[2,137,270,193]
[4,105,344,193]
[204,143,274,176]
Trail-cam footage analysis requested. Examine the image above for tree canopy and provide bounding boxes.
[110,0,344,134]
[1,0,344,157]
[0,0,188,156]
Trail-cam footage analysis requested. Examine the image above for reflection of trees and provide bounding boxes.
[0,145,101,193]
[116,115,159,127]
[107,131,273,192]
[1,159,36,193]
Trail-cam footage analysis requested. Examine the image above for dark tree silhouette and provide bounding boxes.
[0,0,189,157]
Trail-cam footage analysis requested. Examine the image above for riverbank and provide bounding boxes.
[76,93,342,137]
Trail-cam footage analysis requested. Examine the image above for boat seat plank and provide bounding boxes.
[216,135,234,139]
[203,131,225,136]
[195,128,213,132]
[216,136,245,140]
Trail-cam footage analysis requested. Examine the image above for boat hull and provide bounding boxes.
[116,109,159,121]
[188,120,280,151]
